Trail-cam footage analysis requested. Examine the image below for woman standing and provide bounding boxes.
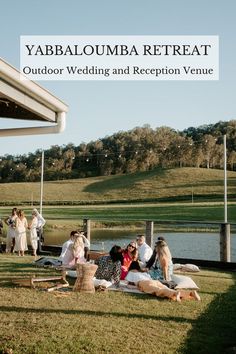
[28,210,38,256]
[5,207,18,253]
[14,210,28,256]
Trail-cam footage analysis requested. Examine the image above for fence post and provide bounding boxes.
[146,221,154,248]
[83,219,91,243]
[220,223,231,262]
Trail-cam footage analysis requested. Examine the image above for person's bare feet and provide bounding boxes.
[176,291,181,302]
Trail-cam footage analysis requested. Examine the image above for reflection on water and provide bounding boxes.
[44,229,236,262]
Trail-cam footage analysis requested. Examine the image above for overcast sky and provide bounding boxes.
[0,0,236,156]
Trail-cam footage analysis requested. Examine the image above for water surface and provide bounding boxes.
[44,229,236,262]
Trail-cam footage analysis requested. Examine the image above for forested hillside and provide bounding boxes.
[0,120,236,183]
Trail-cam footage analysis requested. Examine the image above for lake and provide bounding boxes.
[43,229,236,262]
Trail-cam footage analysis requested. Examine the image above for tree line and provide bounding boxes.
[1,120,236,183]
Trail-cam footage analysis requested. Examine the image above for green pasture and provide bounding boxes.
[0,167,235,231]
[0,255,236,354]
[0,167,235,205]
[0,202,236,234]
[1,202,236,224]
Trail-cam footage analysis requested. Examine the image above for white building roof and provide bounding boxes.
[0,57,68,137]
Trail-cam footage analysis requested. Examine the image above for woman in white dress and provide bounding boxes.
[28,210,38,256]
[14,210,28,256]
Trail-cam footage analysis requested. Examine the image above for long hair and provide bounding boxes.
[11,207,17,215]
[155,240,172,261]
[17,209,25,220]
[109,245,123,264]
[124,241,138,260]
[73,235,84,253]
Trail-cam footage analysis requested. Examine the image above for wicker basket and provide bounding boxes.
[73,263,98,293]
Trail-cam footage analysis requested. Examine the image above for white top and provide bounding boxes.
[59,239,73,261]
[29,216,38,238]
[6,214,17,238]
[36,213,46,228]
[81,235,90,249]
[138,242,153,266]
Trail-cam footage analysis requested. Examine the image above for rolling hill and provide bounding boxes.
[0,167,235,205]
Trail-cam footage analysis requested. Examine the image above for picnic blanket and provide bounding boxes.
[34,257,62,267]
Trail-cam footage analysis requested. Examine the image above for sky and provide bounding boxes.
[0,0,236,156]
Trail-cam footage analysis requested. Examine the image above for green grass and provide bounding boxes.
[0,167,235,204]
[0,167,235,231]
[0,202,236,236]
[1,202,236,226]
[0,255,236,354]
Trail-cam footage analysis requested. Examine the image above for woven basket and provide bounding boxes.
[73,263,98,293]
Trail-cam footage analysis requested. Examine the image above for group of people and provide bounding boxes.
[3,207,45,257]
[94,234,201,302]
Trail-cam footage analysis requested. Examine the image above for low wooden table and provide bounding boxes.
[87,251,108,261]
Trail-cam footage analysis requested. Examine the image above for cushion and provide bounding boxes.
[173,263,200,272]
[93,278,112,288]
[125,271,151,284]
[171,274,199,289]
[181,264,200,272]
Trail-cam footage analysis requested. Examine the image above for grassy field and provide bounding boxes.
[1,202,236,234]
[0,167,235,232]
[0,255,236,354]
[0,203,236,226]
[0,167,236,204]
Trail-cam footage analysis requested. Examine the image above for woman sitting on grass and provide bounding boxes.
[62,233,86,268]
[125,239,173,284]
[135,239,201,301]
[146,240,173,281]
[137,279,201,302]
[120,241,138,280]
[95,245,123,287]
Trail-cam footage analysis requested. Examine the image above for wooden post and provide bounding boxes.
[146,221,154,248]
[220,223,231,262]
[83,219,91,242]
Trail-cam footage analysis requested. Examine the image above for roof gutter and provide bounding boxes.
[0,111,66,137]
[0,58,68,138]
